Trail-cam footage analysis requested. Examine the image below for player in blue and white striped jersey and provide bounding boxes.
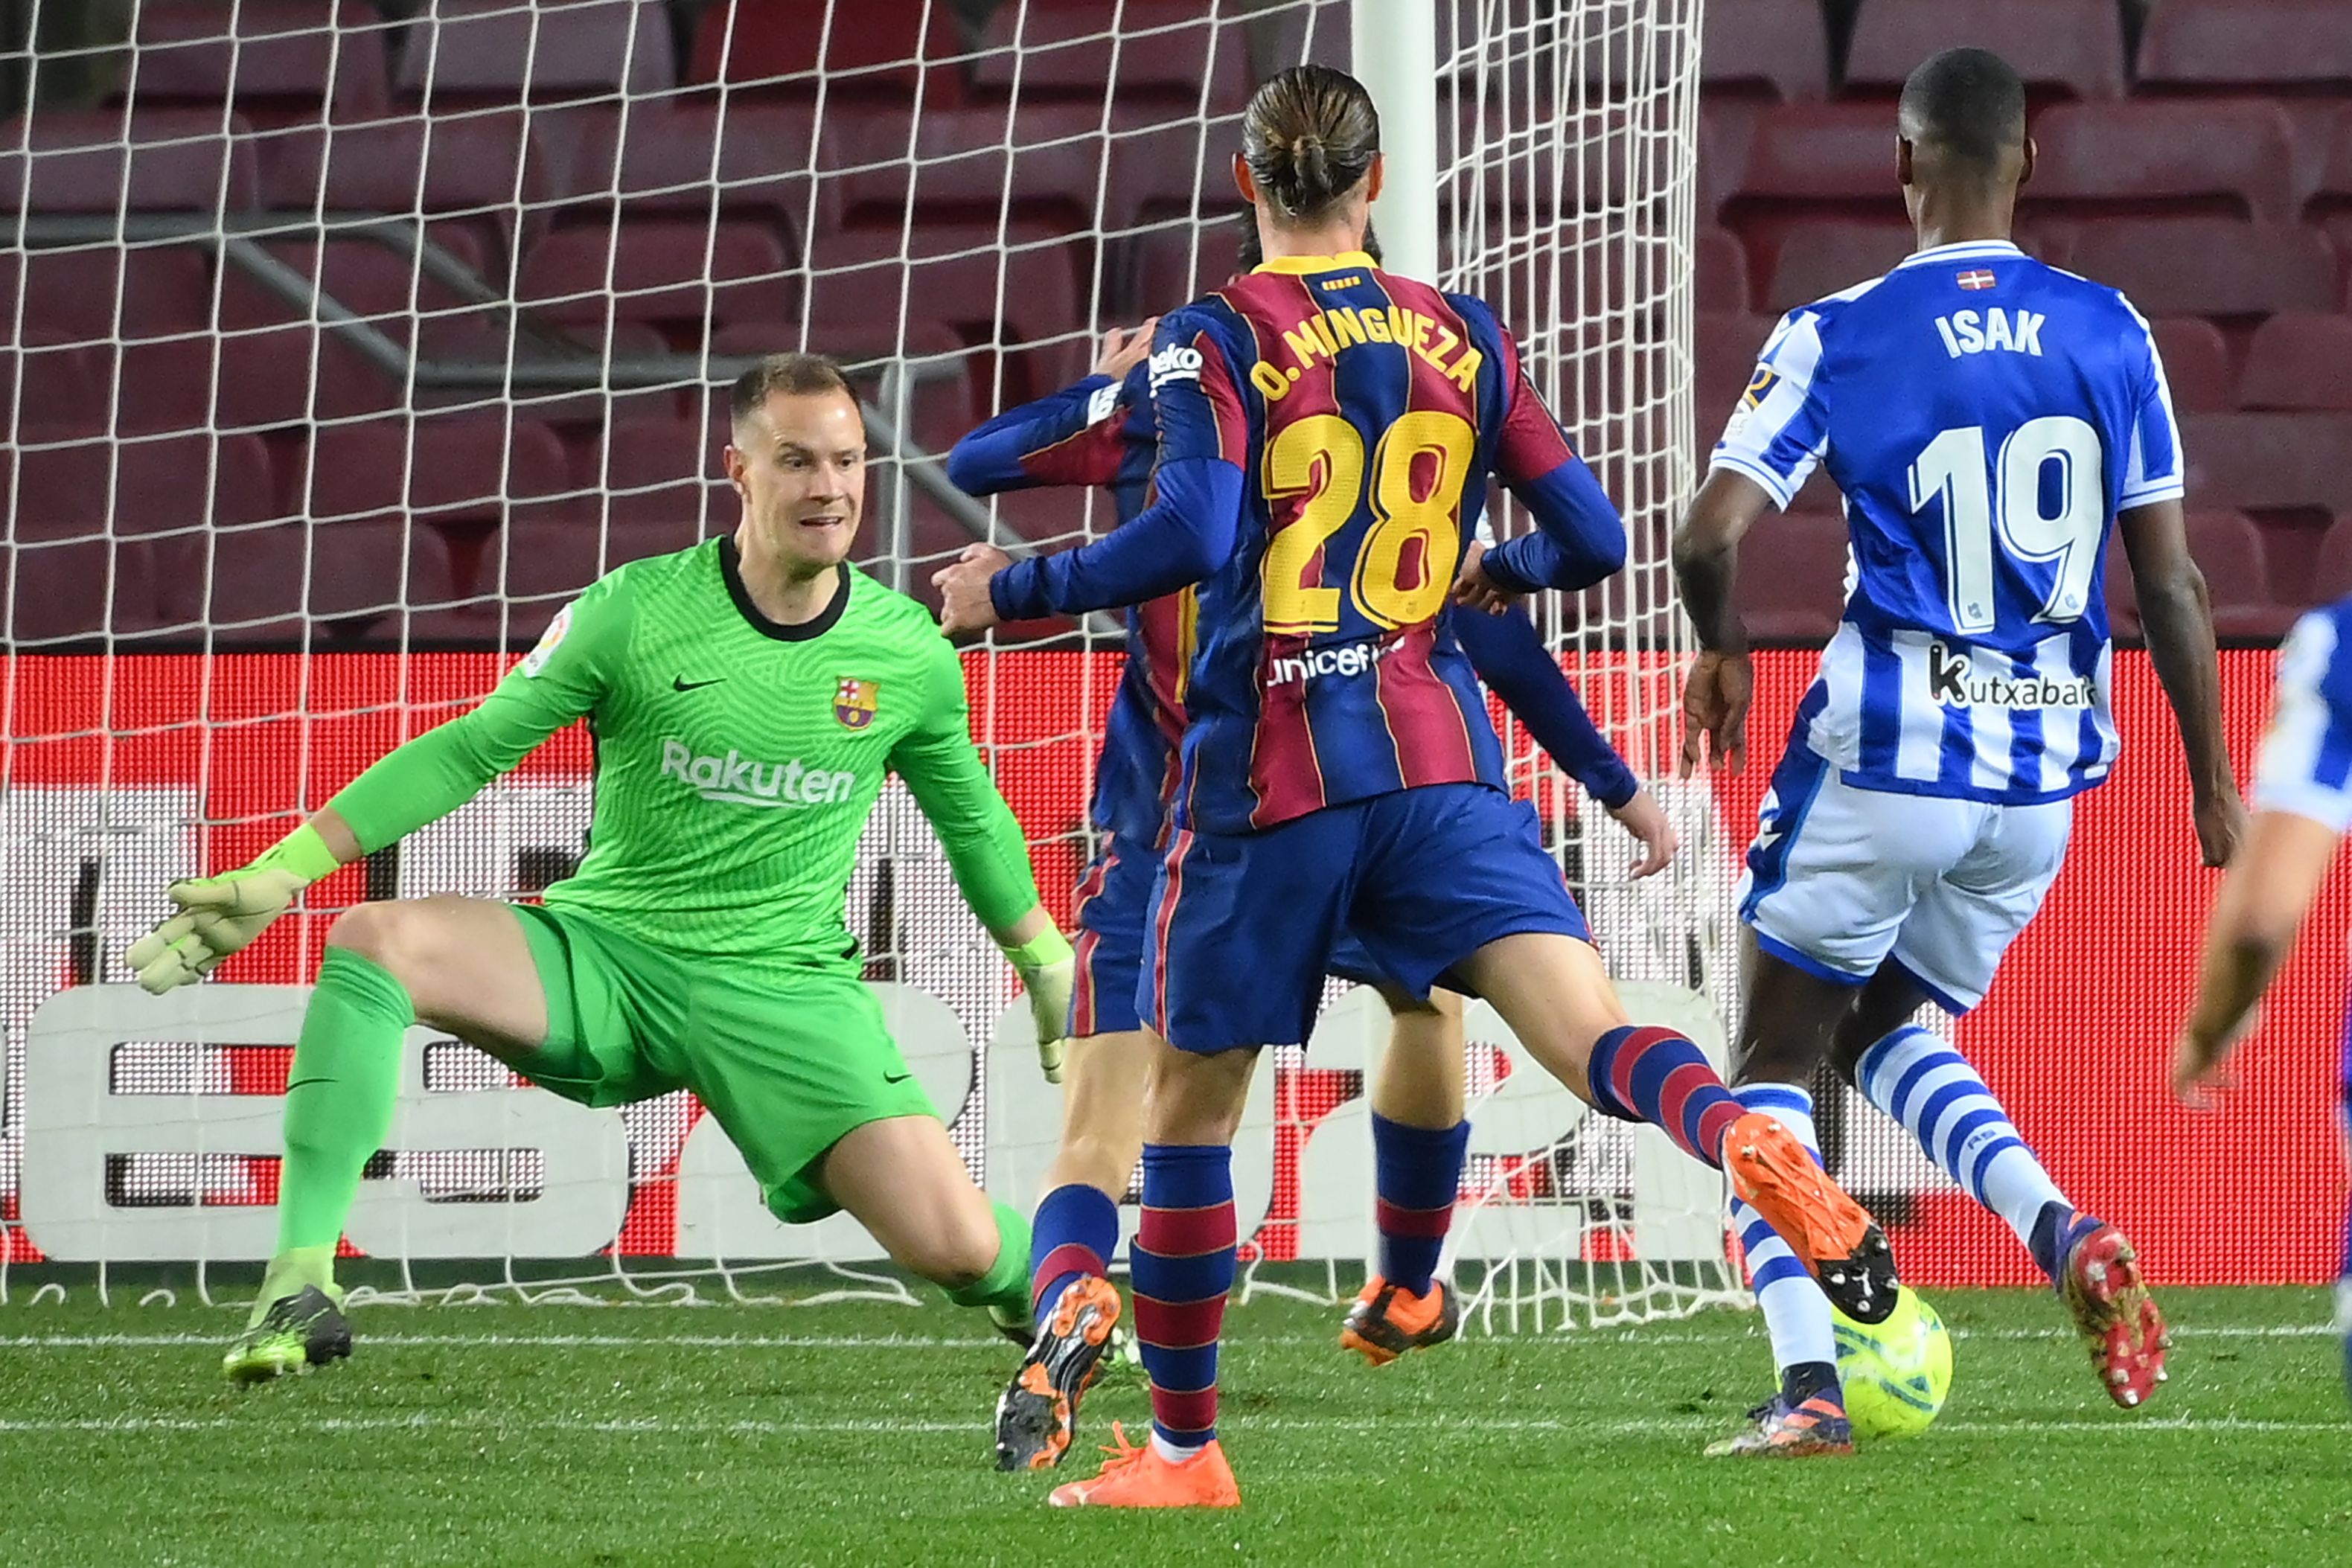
[1672,48,2246,1454]
[2177,597,2352,1401]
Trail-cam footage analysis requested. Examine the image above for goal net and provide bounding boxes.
[1,0,1737,1326]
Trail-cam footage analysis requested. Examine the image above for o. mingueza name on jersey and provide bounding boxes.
[1225,304,1486,402]
[1926,642,2096,711]
[659,737,856,809]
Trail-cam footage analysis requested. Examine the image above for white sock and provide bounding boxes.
[1730,1082,1838,1377]
[1151,1430,1207,1463]
[1856,1025,2067,1248]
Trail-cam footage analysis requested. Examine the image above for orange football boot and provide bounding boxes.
[1725,1110,1899,1325]
[1339,1277,1459,1366]
[1046,1422,1241,1508]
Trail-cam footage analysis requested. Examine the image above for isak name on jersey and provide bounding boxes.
[1932,306,2046,359]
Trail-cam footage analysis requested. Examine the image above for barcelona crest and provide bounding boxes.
[834,677,880,729]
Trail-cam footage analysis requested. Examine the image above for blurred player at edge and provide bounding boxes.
[935,65,1898,1509]
[1673,48,2244,1456]
[122,354,1076,1383]
[945,292,1678,1471]
[2173,594,2352,1402]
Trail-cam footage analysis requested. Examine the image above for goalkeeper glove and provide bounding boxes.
[124,825,344,996]
[1003,927,1076,1084]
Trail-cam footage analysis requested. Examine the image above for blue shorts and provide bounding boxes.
[1140,783,1590,1052]
[1071,831,1405,1038]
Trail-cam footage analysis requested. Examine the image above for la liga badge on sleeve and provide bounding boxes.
[834,678,880,729]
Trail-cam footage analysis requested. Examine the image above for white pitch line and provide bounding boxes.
[0,1323,2338,1351]
[0,1413,2338,1438]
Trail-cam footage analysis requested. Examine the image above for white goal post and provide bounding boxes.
[1,0,1741,1328]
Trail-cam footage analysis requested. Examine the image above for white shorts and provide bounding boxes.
[1735,747,2073,1014]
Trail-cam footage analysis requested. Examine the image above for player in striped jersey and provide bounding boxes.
[938,64,1898,1508]
[1672,49,2245,1453]
[946,307,1678,1471]
[2176,595,2352,1398]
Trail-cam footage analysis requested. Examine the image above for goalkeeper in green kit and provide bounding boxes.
[123,354,1076,1383]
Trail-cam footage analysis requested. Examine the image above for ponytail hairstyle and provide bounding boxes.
[1241,64,1381,223]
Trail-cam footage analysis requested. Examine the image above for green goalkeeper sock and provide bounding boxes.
[256,947,412,1322]
[945,1200,1033,1319]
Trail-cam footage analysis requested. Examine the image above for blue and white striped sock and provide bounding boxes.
[1729,1082,1838,1388]
[1856,1025,2067,1257]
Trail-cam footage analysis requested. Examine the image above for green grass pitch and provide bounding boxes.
[0,1285,2345,1566]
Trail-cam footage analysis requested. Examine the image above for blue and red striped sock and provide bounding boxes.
[1372,1113,1467,1296]
[1585,1024,1745,1171]
[1029,1182,1121,1332]
[1131,1142,1236,1459]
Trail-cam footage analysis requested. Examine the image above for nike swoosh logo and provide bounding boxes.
[673,676,726,692]
[883,1071,913,1084]
[285,1077,336,1091]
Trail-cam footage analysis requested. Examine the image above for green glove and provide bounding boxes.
[1004,927,1076,1084]
[124,825,344,995]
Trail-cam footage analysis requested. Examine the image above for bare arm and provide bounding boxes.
[2118,497,2246,867]
[1670,468,1777,775]
[2173,809,2341,1101]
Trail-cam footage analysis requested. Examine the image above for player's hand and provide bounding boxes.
[1678,649,1754,778]
[1608,785,1679,879]
[123,865,307,995]
[1006,927,1077,1085]
[2193,787,2249,869]
[2170,1009,2255,1107]
[934,543,1012,639]
[1092,319,1159,382]
[1450,540,1515,616]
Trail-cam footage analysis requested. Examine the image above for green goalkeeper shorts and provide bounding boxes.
[505,902,940,1225]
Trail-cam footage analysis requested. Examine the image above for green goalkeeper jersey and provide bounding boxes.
[325,538,1040,981]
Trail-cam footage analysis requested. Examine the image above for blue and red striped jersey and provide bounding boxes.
[1117,252,1626,833]
[946,367,1186,842]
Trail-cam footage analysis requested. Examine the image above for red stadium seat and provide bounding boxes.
[1103,114,1251,229]
[2150,318,2234,415]
[555,98,818,249]
[1694,312,1775,427]
[2317,516,2352,603]
[2062,219,2334,319]
[473,516,710,615]
[393,0,675,104]
[688,0,961,101]
[0,109,261,213]
[2182,413,2352,514]
[202,519,460,640]
[2109,511,2287,641]
[10,244,213,340]
[1726,104,1889,205]
[2136,0,2352,94]
[255,112,553,270]
[1844,0,2126,100]
[804,225,1089,401]
[2240,315,2352,412]
[1742,511,1849,644]
[5,338,109,438]
[4,525,159,644]
[831,104,1113,231]
[1128,223,1246,317]
[95,433,284,624]
[124,1,391,121]
[569,419,735,529]
[516,223,796,333]
[971,1,1250,111]
[1701,0,1832,100]
[1760,220,1911,313]
[298,417,570,528]
[1696,226,1748,313]
[2026,100,2296,223]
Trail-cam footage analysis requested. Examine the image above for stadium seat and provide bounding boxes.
[805,225,1090,400]
[0,109,261,214]
[688,0,962,101]
[393,0,675,104]
[1127,222,1247,316]
[4,523,160,644]
[5,338,109,438]
[831,103,1114,231]
[2240,315,2352,412]
[2025,100,2297,223]
[256,112,554,270]
[1700,0,1832,100]
[2182,413,2352,514]
[1760,220,1911,313]
[1742,511,1849,644]
[516,222,796,333]
[971,1,1250,111]
[1843,0,2126,100]
[569,419,736,529]
[2135,0,2352,94]
[2062,219,2334,319]
[1103,112,1250,229]
[200,519,460,640]
[2150,318,2234,415]
[298,417,570,528]
[88,433,284,624]
[2316,516,2352,603]
[2108,511,2287,641]
[1694,312,1775,425]
[1695,226,1748,313]
[553,98,818,249]
[10,243,214,342]
[1725,104,1889,206]
[122,1,391,121]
